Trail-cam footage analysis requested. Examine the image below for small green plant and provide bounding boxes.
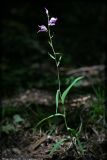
[1,123,16,134]
[36,8,84,156]
[90,86,105,126]
[1,114,24,134]
[49,138,66,155]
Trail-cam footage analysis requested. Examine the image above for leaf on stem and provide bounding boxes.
[55,53,62,55]
[36,113,64,128]
[48,52,55,60]
[61,76,84,104]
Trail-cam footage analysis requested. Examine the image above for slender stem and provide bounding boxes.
[62,104,68,130]
[47,16,68,132]
[48,24,61,91]
[47,14,69,136]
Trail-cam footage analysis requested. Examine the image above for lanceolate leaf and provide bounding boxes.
[61,76,84,104]
[56,89,60,113]
[48,52,55,60]
[55,53,62,55]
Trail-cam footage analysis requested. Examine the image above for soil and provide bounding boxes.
[1,65,106,160]
[1,123,107,160]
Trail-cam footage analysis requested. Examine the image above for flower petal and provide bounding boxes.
[37,25,47,33]
[48,17,58,26]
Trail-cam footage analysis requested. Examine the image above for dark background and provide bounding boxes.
[1,0,106,96]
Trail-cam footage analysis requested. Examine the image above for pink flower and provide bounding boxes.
[37,25,47,33]
[48,17,58,26]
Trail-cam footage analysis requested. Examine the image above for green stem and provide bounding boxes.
[48,26,61,92]
[63,104,68,130]
[47,14,69,133]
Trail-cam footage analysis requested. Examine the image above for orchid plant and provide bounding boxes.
[36,8,84,156]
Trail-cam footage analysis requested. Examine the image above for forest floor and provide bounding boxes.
[1,65,107,160]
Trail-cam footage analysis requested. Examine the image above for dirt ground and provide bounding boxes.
[1,65,106,160]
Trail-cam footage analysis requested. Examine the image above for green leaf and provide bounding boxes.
[50,139,66,155]
[67,127,77,136]
[56,89,60,113]
[77,138,84,155]
[13,114,24,124]
[48,52,55,60]
[2,124,15,134]
[61,76,84,104]
[36,113,64,128]
[55,53,62,55]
